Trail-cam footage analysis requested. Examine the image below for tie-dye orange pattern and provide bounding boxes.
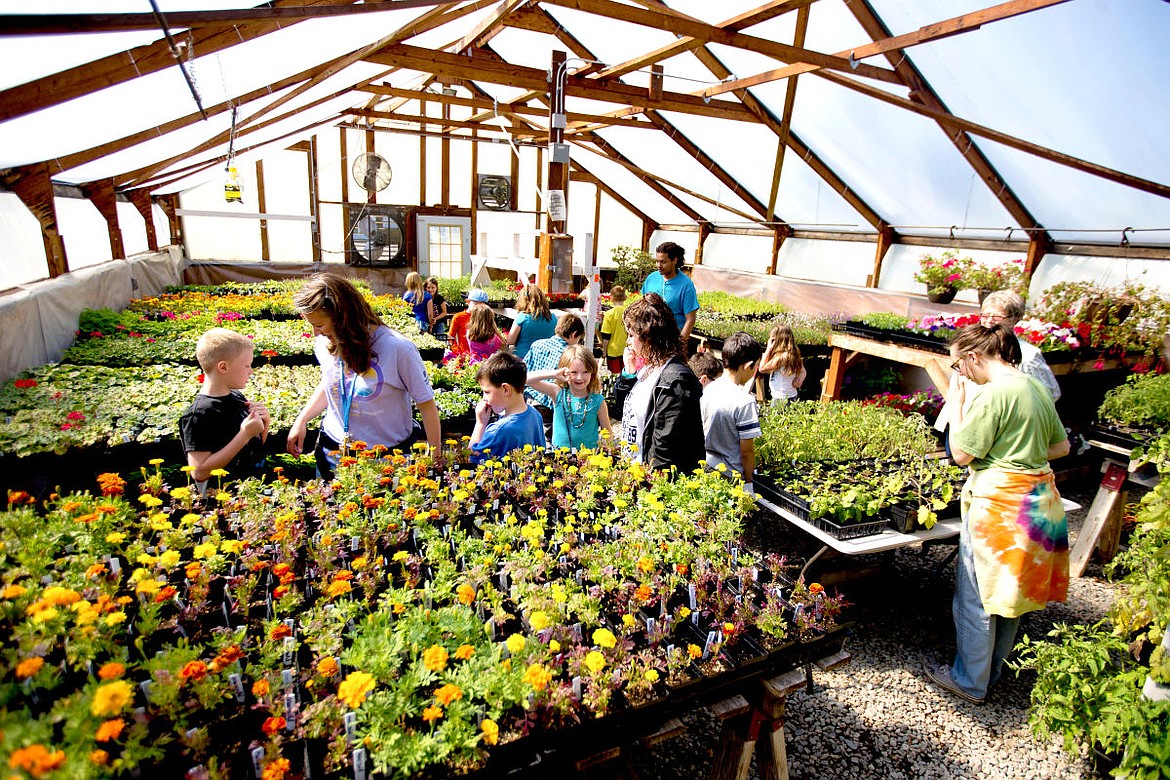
[964,468,1069,618]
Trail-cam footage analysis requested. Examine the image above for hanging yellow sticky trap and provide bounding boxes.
[224,166,243,203]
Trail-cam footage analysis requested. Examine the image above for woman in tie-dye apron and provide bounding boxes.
[926,324,1070,704]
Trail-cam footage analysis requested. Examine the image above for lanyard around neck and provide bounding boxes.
[338,361,358,440]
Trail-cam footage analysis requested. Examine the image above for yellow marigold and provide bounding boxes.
[522,663,552,692]
[480,717,500,746]
[261,757,290,780]
[337,671,376,709]
[351,555,368,571]
[455,583,476,605]
[97,661,125,680]
[592,628,616,649]
[148,458,164,466]
[29,606,58,623]
[548,640,561,653]
[434,683,463,706]
[454,644,475,661]
[16,656,44,678]
[392,551,409,562]
[158,550,181,569]
[504,634,525,656]
[42,586,81,606]
[105,532,126,544]
[170,486,192,500]
[644,669,660,683]
[422,645,448,673]
[583,651,606,675]
[317,657,340,677]
[136,579,161,596]
[220,539,243,555]
[622,613,636,628]
[91,680,133,717]
[104,611,127,627]
[528,611,549,631]
[209,468,229,478]
[95,718,126,743]
[2,584,28,599]
[193,542,217,559]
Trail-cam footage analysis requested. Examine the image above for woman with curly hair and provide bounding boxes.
[506,283,555,360]
[287,273,441,479]
[610,293,705,473]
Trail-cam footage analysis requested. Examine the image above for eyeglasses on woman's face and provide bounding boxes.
[980,311,1008,324]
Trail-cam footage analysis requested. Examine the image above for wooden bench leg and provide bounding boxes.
[708,695,756,780]
[757,713,789,780]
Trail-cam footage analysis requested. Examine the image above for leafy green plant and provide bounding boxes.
[696,292,788,318]
[611,245,656,292]
[1099,374,1170,431]
[856,312,910,331]
[756,400,937,467]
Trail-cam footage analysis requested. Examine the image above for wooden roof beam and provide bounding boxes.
[591,0,815,80]
[700,0,1070,98]
[1,163,68,277]
[364,44,760,122]
[538,0,900,84]
[0,0,363,124]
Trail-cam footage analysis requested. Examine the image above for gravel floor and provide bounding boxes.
[623,480,1125,780]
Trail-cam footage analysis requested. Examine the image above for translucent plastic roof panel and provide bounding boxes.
[659,111,871,231]
[590,125,762,223]
[541,5,679,68]
[568,143,690,226]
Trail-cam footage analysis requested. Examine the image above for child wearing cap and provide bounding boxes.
[448,289,490,356]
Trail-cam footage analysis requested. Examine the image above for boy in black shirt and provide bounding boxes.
[179,328,270,489]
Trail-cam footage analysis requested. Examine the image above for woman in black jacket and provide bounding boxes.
[611,293,705,474]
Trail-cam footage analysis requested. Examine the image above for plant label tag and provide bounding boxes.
[486,619,495,640]
[688,584,697,610]
[282,637,295,666]
[351,536,360,552]
[228,673,245,702]
[344,711,357,744]
[108,558,121,574]
[282,668,295,689]
[353,748,368,780]
[645,616,656,635]
[703,630,719,659]
[284,692,298,728]
[751,566,759,582]
[140,679,154,702]
[730,546,739,565]
[572,676,582,698]
[251,747,266,778]
[186,765,209,780]
[498,571,508,590]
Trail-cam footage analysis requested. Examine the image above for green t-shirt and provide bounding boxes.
[952,374,1065,471]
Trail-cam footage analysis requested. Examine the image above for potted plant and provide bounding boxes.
[914,250,972,303]
[963,258,1027,303]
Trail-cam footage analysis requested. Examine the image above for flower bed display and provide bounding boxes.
[0,443,846,779]
[836,312,1083,358]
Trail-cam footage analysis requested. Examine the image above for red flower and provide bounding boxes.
[67,411,85,421]
[270,624,293,641]
[13,379,37,389]
[179,660,209,683]
[196,373,205,384]
[261,349,278,358]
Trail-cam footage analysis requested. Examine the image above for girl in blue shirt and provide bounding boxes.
[526,345,611,450]
[402,272,433,333]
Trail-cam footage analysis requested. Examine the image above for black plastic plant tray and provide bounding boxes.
[884,498,961,534]
[811,514,888,540]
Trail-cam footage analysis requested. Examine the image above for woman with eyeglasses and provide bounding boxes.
[979,290,1060,401]
[926,323,1070,705]
[286,273,441,480]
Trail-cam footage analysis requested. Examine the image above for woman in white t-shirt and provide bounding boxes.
[610,293,705,474]
[286,273,441,480]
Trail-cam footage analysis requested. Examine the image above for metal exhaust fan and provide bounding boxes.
[352,152,393,193]
[477,174,513,211]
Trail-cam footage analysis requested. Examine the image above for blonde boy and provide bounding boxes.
[179,328,271,485]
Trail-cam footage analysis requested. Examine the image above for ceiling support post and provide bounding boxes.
[81,177,125,261]
[126,189,158,251]
[5,162,69,278]
[870,224,895,288]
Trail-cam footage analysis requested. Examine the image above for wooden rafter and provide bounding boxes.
[0,0,455,35]
[346,107,513,134]
[453,0,528,52]
[698,0,1070,98]
[2,163,68,277]
[79,178,125,260]
[538,0,900,84]
[364,44,759,122]
[590,0,815,80]
[0,0,361,124]
[843,0,1043,236]
[765,2,808,224]
[125,190,159,251]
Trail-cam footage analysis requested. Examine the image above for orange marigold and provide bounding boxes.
[89,749,110,765]
[455,583,476,605]
[522,663,552,692]
[9,744,66,776]
[252,679,270,698]
[97,662,125,680]
[421,704,443,723]
[454,644,475,661]
[261,757,291,780]
[95,718,126,743]
[261,716,286,736]
[434,683,463,706]
[15,656,44,679]
[179,660,208,683]
[317,657,340,678]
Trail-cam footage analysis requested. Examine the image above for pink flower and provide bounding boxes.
[67,412,85,421]
[61,423,74,431]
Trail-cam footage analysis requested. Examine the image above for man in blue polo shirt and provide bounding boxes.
[641,241,699,346]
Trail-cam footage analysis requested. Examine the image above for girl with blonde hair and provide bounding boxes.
[466,305,504,362]
[526,344,611,450]
[506,283,555,359]
[759,322,806,403]
[402,271,433,333]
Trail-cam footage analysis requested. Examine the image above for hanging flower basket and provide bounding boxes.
[927,286,957,305]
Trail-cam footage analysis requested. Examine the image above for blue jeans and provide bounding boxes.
[950,520,1021,699]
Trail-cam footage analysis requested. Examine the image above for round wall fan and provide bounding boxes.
[352,152,393,192]
[477,174,513,210]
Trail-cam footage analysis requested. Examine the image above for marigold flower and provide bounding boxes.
[808,582,825,595]
[523,663,552,692]
[252,679,270,698]
[634,584,652,603]
[687,644,702,660]
[327,579,353,598]
[592,628,616,649]
[211,645,244,672]
[16,656,44,678]
[434,683,463,706]
[644,669,660,683]
[179,660,209,683]
[3,584,28,599]
[504,634,525,655]
[422,645,449,673]
[337,671,376,708]
[42,586,81,606]
[481,718,500,745]
[98,662,125,680]
[91,680,133,716]
[261,716,286,736]
[9,744,66,776]
[584,651,606,675]
[270,624,293,641]
[420,704,444,724]
[90,749,110,765]
[455,583,476,605]
[317,657,340,677]
[454,644,475,661]
[95,718,126,742]
[622,613,636,628]
[261,757,291,780]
